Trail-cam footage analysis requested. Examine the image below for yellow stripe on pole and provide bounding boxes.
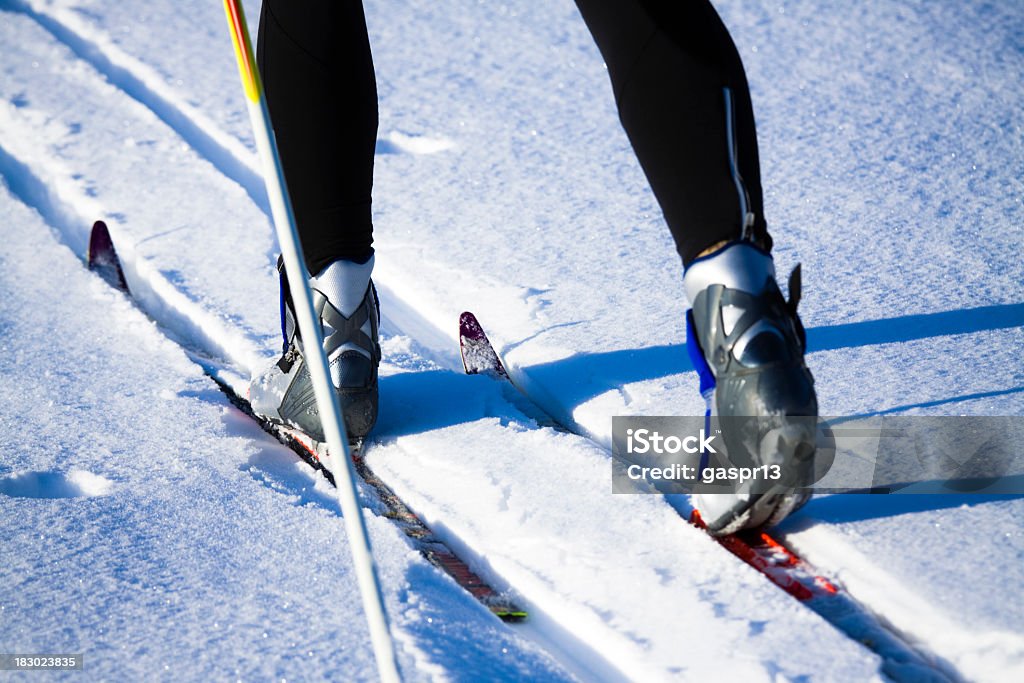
[224,0,261,103]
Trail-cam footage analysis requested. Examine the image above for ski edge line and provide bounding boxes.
[85,222,527,623]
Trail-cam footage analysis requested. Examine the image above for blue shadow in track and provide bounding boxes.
[514,302,1024,413]
[791,489,1024,526]
[805,302,1024,352]
[377,370,507,438]
[847,386,1024,418]
[371,303,1023,439]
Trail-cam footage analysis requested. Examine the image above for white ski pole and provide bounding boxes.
[222,3,400,680]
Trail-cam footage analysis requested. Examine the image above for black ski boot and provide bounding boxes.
[684,241,817,535]
[250,255,381,441]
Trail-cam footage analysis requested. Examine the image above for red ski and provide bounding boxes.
[455,311,964,680]
[690,510,837,601]
[458,309,841,605]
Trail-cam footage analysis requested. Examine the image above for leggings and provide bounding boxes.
[257,0,771,274]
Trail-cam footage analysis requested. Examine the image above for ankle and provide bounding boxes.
[310,255,375,317]
[695,240,730,259]
[683,241,775,304]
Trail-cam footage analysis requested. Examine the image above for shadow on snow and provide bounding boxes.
[509,301,1024,417]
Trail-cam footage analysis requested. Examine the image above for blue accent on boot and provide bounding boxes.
[686,309,716,397]
[687,309,716,478]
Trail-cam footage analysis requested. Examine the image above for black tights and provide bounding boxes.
[256,0,377,274]
[257,0,771,274]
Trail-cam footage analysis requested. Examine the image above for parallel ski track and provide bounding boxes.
[202,368,528,622]
[458,312,963,683]
[0,0,269,215]
[0,8,619,678]
[0,6,965,680]
[83,218,529,621]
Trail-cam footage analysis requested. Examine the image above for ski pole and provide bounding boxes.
[221,3,400,680]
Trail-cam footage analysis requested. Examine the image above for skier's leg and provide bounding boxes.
[257,0,377,275]
[252,0,381,439]
[575,0,816,534]
[573,0,769,265]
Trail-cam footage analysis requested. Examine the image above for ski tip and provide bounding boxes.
[459,311,509,378]
[459,311,484,338]
[88,220,129,292]
[87,220,112,262]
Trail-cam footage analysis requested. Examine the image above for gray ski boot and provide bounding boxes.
[684,241,817,535]
[250,255,381,442]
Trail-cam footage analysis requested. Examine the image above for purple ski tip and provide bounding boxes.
[459,311,508,378]
[88,220,128,292]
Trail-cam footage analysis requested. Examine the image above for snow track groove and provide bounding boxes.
[0,152,618,683]
[0,108,589,683]
[406,311,965,683]
[0,13,610,678]
[0,179,578,682]
[0,130,254,375]
[0,0,271,216]
[0,7,275,370]
[786,522,1024,682]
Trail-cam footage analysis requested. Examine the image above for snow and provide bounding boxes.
[1,0,1022,680]
[0,180,567,681]
[0,469,114,498]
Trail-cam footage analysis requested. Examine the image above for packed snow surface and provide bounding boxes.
[1,0,1022,680]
